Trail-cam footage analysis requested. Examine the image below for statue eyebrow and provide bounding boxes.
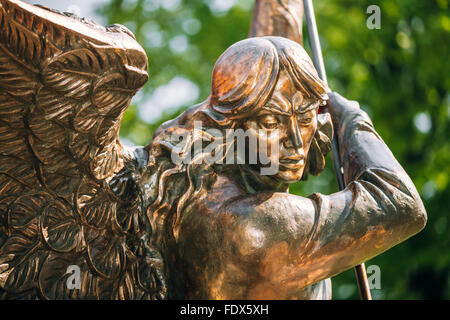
[294,101,319,114]
[263,94,292,115]
[262,105,291,116]
[262,101,319,116]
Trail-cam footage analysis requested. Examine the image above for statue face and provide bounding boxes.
[241,69,319,183]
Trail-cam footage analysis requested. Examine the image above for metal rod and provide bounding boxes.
[303,0,327,83]
[303,0,372,300]
[355,263,373,300]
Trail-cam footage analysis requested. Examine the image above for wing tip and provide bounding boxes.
[1,0,147,62]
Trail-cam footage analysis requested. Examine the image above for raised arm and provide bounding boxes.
[175,93,427,299]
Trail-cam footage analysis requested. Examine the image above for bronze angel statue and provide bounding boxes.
[0,0,426,300]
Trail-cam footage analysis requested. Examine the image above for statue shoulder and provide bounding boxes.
[203,172,247,211]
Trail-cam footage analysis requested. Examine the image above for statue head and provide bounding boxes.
[205,36,333,183]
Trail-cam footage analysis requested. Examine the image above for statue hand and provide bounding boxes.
[326,92,361,131]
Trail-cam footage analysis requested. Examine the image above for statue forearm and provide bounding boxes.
[295,104,428,283]
[329,92,427,231]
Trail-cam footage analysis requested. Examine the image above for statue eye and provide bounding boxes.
[297,115,313,125]
[259,115,278,129]
[296,109,316,125]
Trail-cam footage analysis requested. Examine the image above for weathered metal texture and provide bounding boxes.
[0,0,165,299]
[0,0,427,300]
[250,0,304,45]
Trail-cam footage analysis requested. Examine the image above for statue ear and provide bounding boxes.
[316,112,333,155]
[301,112,333,180]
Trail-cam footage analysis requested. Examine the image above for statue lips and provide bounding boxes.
[279,155,305,170]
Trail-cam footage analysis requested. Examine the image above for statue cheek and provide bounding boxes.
[303,126,317,149]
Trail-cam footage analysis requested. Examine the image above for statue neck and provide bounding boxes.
[235,165,289,193]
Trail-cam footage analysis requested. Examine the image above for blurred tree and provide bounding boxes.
[99,0,450,299]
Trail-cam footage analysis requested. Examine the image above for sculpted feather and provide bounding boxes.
[0,0,165,299]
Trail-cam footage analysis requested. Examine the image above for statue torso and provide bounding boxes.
[162,169,332,299]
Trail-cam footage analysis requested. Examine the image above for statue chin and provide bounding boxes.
[247,160,306,184]
[273,167,305,184]
[264,164,305,184]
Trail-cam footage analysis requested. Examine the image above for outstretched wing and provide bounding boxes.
[0,0,165,299]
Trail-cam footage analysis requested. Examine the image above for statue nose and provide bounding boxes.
[285,117,303,149]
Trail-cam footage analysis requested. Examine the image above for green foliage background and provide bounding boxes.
[98,0,449,299]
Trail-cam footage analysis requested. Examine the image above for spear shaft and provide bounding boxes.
[303,0,372,300]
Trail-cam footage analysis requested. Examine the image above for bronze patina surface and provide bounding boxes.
[0,0,427,299]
